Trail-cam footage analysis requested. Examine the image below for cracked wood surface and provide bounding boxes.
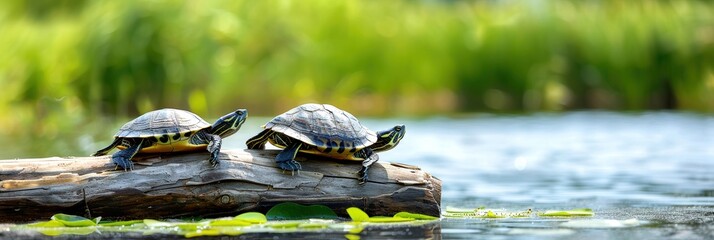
[0,149,441,222]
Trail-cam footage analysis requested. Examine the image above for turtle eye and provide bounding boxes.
[236,111,244,115]
[395,126,402,131]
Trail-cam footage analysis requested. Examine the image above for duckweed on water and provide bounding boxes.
[443,206,594,219]
[443,206,532,218]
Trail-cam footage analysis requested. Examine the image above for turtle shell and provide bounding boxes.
[116,108,211,138]
[266,103,377,150]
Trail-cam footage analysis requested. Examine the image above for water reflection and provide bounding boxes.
[357,112,714,206]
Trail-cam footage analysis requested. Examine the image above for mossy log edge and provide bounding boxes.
[0,149,441,222]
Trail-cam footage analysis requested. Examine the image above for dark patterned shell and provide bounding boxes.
[266,104,377,149]
[116,108,211,138]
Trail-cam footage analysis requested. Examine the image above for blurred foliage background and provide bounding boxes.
[1,0,713,157]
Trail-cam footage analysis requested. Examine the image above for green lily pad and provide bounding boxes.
[443,207,534,219]
[51,214,98,227]
[483,210,506,218]
[38,227,97,236]
[267,221,302,228]
[364,216,414,223]
[185,229,229,238]
[266,202,338,220]
[27,220,65,228]
[234,212,267,223]
[99,220,144,226]
[538,208,594,217]
[346,208,423,223]
[445,206,484,213]
[346,207,370,222]
[209,219,252,226]
[394,212,439,220]
[13,207,439,237]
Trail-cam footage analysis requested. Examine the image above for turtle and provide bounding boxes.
[245,103,405,184]
[93,108,248,170]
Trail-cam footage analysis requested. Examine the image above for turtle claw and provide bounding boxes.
[209,153,220,168]
[277,160,302,172]
[358,167,368,184]
[112,157,134,171]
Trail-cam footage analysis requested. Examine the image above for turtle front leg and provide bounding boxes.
[357,148,379,184]
[111,138,144,171]
[275,142,302,172]
[190,130,222,167]
[92,138,122,156]
[206,134,222,167]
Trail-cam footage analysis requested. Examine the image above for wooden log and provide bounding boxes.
[0,149,441,222]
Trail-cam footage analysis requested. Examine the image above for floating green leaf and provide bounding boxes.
[13,208,436,237]
[445,206,484,213]
[443,207,532,219]
[266,202,338,220]
[364,216,413,223]
[346,207,370,222]
[267,221,301,229]
[37,227,96,236]
[394,212,439,220]
[27,220,65,228]
[484,210,506,218]
[51,214,97,227]
[209,219,251,227]
[538,208,594,217]
[185,229,226,238]
[234,212,267,223]
[99,220,144,226]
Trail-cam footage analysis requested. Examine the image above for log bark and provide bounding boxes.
[0,149,441,222]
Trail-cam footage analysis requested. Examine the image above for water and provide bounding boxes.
[3,111,714,238]
[370,111,714,205]
[229,111,714,239]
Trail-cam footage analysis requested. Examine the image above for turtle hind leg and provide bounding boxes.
[92,138,121,156]
[111,138,144,171]
[357,148,379,184]
[246,129,273,150]
[275,142,302,171]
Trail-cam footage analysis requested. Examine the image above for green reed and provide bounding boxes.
[0,0,712,157]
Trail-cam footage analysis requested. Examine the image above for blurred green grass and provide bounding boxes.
[1,0,713,157]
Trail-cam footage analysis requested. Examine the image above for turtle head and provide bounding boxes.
[371,125,406,152]
[211,109,248,138]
